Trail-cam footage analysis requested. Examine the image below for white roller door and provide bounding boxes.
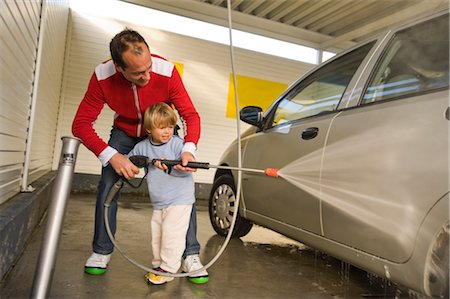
[0,0,43,203]
[0,0,68,204]
[25,0,69,185]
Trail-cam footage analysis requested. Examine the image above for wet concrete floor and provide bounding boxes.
[1,194,426,299]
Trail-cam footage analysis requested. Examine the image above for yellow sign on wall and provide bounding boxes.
[226,74,288,118]
[171,62,184,112]
[173,61,184,77]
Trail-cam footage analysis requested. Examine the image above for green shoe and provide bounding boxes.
[84,253,110,275]
[181,255,209,284]
[188,276,209,284]
[85,267,107,275]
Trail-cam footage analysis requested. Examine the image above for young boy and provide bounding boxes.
[127,102,196,284]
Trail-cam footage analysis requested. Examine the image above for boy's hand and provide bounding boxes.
[154,157,169,171]
[109,153,139,180]
[174,152,197,172]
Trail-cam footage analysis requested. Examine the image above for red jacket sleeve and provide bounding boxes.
[168,67,201,145]
[72,73,109,157]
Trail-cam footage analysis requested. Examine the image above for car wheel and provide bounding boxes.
[424,222,449,297]
[208,174,253,238]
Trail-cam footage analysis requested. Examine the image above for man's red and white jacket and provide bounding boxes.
[72,55,200,165]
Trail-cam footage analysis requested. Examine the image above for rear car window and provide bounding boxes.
[363,13,449,104]
[271,42,375,126]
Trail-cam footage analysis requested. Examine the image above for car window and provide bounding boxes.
[363,14,449,104]
[271,42,375,126]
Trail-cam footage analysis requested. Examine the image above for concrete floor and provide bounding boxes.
[1,194,421,299]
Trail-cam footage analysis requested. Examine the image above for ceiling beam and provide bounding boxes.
[267,1,304,21]
[239,0,265,14]
[231,0,245,10]
[317,1,384,34]
[210,0,224,5]
[253,0,286,18]
[123,0,354,52]
[294,0,351,28]
[320,0,447,49]
[283,0,326,25]
[326,0,417,37]
[307,1,361,31]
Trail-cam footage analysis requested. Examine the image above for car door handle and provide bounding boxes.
[302,127,319,140]
[445,107,449,120]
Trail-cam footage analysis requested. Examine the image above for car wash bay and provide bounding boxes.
[2,1,447,298]
[1,194,414,299]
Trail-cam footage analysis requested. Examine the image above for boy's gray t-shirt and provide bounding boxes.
[127,136,195,209]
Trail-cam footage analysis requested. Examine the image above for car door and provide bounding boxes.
[321,13,449,263]
[241,42,376,235]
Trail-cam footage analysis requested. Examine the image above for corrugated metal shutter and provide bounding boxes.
[57,10,314,184]
[0,0,68,204]
[0,0,42,203]
[26,0,69,184]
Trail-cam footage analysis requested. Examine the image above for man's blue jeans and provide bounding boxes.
[92,128,201,257]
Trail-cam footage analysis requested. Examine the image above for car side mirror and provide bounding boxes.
[240,106,263,128]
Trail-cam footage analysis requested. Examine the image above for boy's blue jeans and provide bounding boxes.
[92,128,201,257]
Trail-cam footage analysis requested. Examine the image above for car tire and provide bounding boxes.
[208,174,253,238]
[424,222,449,297]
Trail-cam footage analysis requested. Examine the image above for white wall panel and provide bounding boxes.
[0,0,42,203]
[58,10,314,184]
[0,0,69,204]
[26,0,69,184]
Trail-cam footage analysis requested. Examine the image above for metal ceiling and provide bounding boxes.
[125,0,449,53]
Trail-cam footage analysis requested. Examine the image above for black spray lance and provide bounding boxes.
[127,155,280,177]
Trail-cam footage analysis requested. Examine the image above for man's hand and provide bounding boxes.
[109,153,140,180]
[174,152,197,172]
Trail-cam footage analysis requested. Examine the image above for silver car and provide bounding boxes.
[208,11,449,297]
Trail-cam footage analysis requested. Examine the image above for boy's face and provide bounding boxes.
[150,125,174,144]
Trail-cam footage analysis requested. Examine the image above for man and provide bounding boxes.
[72,28,208,284]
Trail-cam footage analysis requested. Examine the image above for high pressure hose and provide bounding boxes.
[103,0,245,278]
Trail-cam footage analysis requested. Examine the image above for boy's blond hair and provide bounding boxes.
[144,102,178,133]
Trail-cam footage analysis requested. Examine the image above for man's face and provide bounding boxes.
[116,42,152,87]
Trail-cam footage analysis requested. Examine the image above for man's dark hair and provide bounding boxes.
[110,28,149,69]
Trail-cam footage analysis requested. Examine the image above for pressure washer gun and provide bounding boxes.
[149,157,279,178]
[151,159,210,172]
[131,156,211,175]
[104,155,152,207]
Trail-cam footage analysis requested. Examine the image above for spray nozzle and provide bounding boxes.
[264,168,279,178]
